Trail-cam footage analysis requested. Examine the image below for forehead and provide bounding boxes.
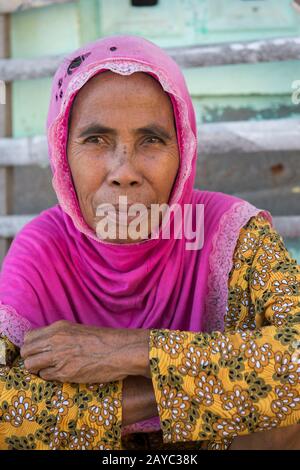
[68,70,175,125]
[75,71,171,106]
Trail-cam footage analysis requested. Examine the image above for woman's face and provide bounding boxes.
[67,71,180,243]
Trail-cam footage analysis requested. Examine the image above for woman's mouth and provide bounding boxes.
[94,203,150,225]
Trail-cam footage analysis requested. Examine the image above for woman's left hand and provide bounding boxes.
[20,320,151,383]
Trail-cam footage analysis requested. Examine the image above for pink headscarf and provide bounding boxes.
[0,35,272,434]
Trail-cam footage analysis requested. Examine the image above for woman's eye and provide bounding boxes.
[144,136,163,144]
[84,136,105,144]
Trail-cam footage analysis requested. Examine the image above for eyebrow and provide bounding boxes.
[77,122,172,141]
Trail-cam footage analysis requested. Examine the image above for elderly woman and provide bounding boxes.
[0,35,299,451]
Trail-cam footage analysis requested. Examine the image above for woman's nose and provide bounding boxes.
[107,150,143,188]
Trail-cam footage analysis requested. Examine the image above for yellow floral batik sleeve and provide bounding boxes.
[0,335,124,450]
[149,214,300,449]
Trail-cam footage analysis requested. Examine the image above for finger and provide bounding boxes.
[21,339,52,359]
[39,367,62,382]
[24,352,55,373]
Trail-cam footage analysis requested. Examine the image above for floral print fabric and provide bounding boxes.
[0,345,123,450]
[149,215,300,449]
[0,214,299,450]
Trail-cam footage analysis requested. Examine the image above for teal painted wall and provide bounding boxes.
[10,0,300,137]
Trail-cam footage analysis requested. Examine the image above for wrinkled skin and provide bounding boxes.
[67,70,180,243]
[21,320,151,383]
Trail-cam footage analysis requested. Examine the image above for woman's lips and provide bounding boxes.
[94,204,150,224]
[109,208,149,223]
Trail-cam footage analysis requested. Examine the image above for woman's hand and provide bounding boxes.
[20,320,151,383]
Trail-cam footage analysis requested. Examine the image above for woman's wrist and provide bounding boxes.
[122,375,158,427]
[128,328,152,378]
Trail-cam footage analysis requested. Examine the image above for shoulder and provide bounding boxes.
[234,213,289,265]
[193,189,271,224]
[193,190,272,241]
[15,204,66,242]
[192,189,243,209]
[3,205,67,263]
[240,213,274,237]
